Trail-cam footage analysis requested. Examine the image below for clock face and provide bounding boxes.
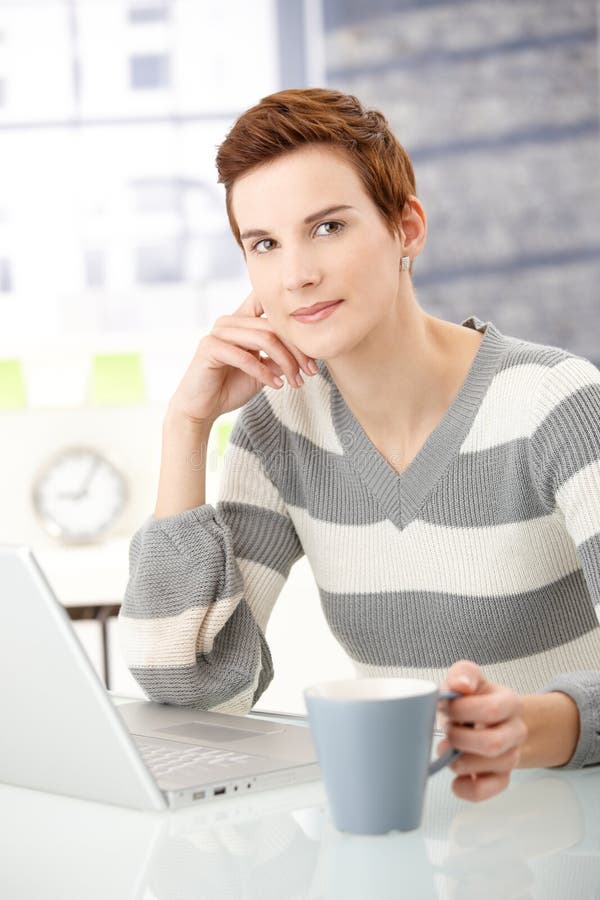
[32,447,128,543]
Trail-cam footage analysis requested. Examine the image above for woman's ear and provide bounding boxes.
[398,196,427,267]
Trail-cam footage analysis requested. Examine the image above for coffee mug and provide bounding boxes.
[304,677,462,835]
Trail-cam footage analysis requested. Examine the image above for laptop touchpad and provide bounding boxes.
[156,722,280,743]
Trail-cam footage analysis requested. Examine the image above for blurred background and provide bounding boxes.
[1,0,598,710]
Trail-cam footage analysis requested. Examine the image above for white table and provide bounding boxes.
[1,703,599,899]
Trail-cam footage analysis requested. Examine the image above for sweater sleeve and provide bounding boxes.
[529,353,600,768]
[117,397,304,714]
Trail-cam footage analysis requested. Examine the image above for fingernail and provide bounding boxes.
[295,373,304,387]
[456,675,475,690]
[308,360,319,374]
[273,377,284,387]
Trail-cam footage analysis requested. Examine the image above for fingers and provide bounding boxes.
[451,772,512,803]
[440,686,523,726]
[224,291,317,377]
[211,324,311,386]
[439,742,521,776]
[436,737,519,802]
[443,660,487,696]
[202,336,285,390]
[213,315,316,377]
[235,290,265,318]
[438,664,527,804]
[445,716,527,759]
[262,356,285,378]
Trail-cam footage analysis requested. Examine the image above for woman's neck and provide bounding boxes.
[323,299,483,453]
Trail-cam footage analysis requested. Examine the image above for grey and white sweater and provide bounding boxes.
[119,316,600,768]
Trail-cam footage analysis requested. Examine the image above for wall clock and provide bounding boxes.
[32,446,128,543]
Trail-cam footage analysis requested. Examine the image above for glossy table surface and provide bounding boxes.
[1,704,599,899]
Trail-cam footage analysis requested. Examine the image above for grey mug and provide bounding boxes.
[304,677,462,835]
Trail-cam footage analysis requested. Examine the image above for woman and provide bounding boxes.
[119,88,600,801]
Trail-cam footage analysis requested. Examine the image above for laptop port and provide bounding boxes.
[213,787,226,796]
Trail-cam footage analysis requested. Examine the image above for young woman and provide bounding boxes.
[119,89,600,801]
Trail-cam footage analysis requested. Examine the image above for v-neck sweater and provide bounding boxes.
[119,316,600,769]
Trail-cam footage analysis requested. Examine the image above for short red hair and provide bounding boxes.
[215,88,417,249]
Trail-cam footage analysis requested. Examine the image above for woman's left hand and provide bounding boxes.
[436,660,528,802]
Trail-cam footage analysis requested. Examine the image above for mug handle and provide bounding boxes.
[428,689,463,776]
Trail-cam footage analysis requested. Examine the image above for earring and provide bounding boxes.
[401,256,410,272]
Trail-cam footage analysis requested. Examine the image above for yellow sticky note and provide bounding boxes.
[0,359,27,409]
[215,420,233,459]
[89,353,145,406]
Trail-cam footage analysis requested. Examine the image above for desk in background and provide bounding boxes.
[36,541,135,692]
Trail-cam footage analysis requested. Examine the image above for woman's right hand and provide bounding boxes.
[168,291,319,426]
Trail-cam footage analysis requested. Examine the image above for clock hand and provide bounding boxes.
[58,458,101,500]
[80,457,101,493]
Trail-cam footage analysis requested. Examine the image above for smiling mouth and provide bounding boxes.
[292,300,344,321]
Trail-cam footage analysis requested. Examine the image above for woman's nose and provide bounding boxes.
[282,250,322,292]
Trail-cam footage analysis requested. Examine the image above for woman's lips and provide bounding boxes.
[291,300,344,323]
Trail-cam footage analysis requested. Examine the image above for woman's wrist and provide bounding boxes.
[164,401,214,439]
[153,402,214,519]
[517,691,580,769]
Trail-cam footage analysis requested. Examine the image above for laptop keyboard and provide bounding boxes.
[136,738,256,778]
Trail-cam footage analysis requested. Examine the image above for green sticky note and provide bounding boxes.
[215,420,233,459]
[89,353,145,406]
[0,359,27,409]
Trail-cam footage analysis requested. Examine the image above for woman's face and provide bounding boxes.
[231,145,409,361]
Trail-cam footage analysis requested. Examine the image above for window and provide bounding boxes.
[135,239,183,284]
[84,249,107,288]
[128,1,169,23]
[0,258,13,292]
[131,179,179,214]
[129,54,170,89]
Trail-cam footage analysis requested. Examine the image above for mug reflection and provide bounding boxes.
[318,824,437,900]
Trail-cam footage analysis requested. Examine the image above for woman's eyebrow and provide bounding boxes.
[239,204,355,242]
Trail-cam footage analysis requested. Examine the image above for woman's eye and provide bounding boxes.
[315,221,344,236]
[253,238,276,254]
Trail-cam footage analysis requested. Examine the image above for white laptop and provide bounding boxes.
[0,544,320,810]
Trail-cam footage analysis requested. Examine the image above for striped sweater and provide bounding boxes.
[119,316,600,769]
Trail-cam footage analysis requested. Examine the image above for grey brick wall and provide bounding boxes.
[321,0,599,361]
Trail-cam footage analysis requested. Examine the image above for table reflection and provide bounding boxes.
[1,768,598,899]
[432,775,585,900]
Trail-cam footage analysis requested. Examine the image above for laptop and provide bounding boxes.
[0,544,320,810]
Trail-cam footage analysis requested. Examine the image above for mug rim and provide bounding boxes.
[303,676,439,701]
